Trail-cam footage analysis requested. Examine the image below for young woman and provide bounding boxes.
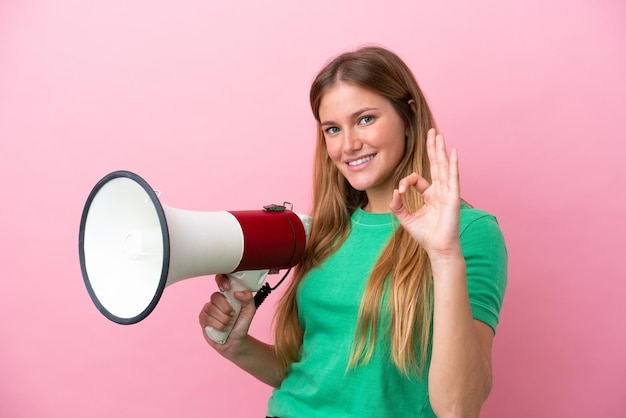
[199,46,507,417]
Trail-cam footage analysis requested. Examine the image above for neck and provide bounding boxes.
[362,190,393,213]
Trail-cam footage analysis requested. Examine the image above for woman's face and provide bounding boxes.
[319,82,407,210]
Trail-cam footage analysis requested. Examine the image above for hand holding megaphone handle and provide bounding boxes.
[204,274,248,344]
[205,270,269,344]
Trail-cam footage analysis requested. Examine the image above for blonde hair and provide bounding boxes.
[274,46,436,377]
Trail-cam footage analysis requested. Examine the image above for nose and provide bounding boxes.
[343,128,362,153]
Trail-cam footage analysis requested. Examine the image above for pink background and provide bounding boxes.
[1,1,625,417]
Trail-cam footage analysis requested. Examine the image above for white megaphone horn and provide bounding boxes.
[78,170,311,344]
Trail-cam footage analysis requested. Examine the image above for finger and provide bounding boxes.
[207,292,236,324]
[200,311,231,333]
[215,274,230,292]
[398,172,431,195]
[202,316,231,336]
[234,290,253,304]
[389,188,403,212]
[227,291,256,337]
[435,133,450,185]
[198,299,233,331]
[397,172,419,193]
[426,129,438,182]
[449,148,460,196]
[234,290,256,315]
[389,189,409,221]
[210,291,234,314]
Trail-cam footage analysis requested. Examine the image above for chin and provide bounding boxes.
[344,179,371,192]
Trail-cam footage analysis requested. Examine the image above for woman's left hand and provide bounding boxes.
[390,128,462,259]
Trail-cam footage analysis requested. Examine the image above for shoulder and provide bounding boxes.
[460,203,499,232]
[459,203,505,246]
[458,202,507,284]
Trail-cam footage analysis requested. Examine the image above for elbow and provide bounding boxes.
[430,400,484,418]
[432,409,481,418]
[430,375,492,418]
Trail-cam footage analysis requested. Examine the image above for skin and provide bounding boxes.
[391,130,494,417]
[199,83,495,417]
[319,82,407,213]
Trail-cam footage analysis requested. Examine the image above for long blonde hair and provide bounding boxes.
[274,46,436,377]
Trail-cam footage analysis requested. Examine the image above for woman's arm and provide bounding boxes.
[390,129,494,416]
[199,274,285,387]
[427,254,493,418]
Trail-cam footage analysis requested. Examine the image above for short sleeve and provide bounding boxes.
[459,209,508,334]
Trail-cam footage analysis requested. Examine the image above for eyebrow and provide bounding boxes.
[320,107,380,126]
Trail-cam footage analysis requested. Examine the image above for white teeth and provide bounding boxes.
[347,155,375,166]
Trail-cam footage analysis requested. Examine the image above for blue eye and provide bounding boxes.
[325,126,340,135]
[359,116,374,125]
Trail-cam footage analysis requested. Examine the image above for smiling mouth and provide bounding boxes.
[347,154,376,166]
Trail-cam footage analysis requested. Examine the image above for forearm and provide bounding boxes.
[428,254,492,417]
[222,335,285,388]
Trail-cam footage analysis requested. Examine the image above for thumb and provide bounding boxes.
[229,290,257,335]
[390,189,410,223]
[236,290,256,314]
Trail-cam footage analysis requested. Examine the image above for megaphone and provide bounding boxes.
[79,170,311,343]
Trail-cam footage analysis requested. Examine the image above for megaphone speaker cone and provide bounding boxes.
[79,171,170,324]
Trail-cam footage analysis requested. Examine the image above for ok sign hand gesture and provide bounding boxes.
[390,129,462,260]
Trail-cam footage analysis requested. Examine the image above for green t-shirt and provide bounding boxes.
[267,205,507,417]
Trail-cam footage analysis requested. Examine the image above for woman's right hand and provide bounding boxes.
[198,274,257,358]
